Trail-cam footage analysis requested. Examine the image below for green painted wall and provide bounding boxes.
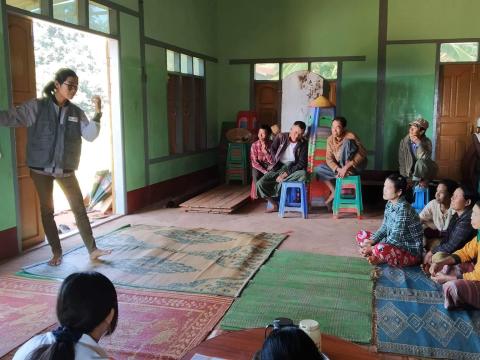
[216,63,250,132]
[149,150,217,183]
[215,0,379,153]
[141,0,219,186]
[388,0,480,40]
[110,0,139,11]
[384,44,436,170]
[143,0,217,56]
[0,4,17,231]
[341,61,378,153]
[120,13,145,191]
[145,45,169,159]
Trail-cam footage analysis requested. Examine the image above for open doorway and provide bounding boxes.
[31,19,124,238]
[7,13,124,250]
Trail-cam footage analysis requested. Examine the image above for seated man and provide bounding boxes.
[256,121,307,212]
[399,117,438,187]
[419,179,456,250]
[250,124,273,199]
[314,116,367,208]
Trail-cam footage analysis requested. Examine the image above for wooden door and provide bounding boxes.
[436,64,480,180]
[8,14,44,249]
[328,80,337,106]
[194,77,206,150]
[254,82,280,127]
[167,74,180,154]
[182,76,194,152]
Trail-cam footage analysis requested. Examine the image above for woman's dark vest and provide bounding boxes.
[27,98,83,170]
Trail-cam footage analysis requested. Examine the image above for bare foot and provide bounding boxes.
[47,254,62,266]
[265,204,278,213]
[360,245,372,257]
[421,263,431,277]
[89,248,112,261]
[265,199,278,213]
[324,195,334,212]
[367,255,382,265]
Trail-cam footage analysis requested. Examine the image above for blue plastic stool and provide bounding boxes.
[412,186,429,213]
[278,182,308,219]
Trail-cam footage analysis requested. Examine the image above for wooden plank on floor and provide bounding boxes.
[179,184,251,213]
[188,186,244,209]
[180,185,230,207]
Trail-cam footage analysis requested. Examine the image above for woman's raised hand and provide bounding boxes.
[92,95,102,113]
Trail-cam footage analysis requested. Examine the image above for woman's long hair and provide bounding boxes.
[27,272,118,360]
[42,68,78,98]
[258,326,323,360]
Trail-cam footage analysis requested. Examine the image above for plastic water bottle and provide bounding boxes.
[299,319,322,351]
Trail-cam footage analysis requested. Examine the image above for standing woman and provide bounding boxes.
[250,124,273,199]
[0,68,111,265]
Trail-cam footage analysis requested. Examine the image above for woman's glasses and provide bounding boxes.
[62,82,78,91]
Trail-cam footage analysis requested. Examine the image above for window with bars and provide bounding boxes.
[166,50,206,154]
[254,61,337,80]
[6,0,117,35]
[440,42,479,63]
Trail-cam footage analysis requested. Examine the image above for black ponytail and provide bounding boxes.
[42,68,78,98]
[26,272,118,360]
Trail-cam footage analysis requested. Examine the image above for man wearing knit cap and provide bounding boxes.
[398,117,438,187]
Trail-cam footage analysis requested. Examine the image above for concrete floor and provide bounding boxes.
[0,200,422,360]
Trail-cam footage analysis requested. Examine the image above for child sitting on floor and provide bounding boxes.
[357,174,423,267]
[429,200,480,310]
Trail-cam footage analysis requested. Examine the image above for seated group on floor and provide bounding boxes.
[357,175,480,311]
[251,115,480,312]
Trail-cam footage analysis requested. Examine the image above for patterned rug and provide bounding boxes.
[0,275,232,359]
[0,276,59,357]
[375,265,480,359]
[220,251,374,343]
[21,224,287,297]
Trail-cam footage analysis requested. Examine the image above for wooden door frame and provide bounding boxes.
[4,12,127,252]
[4,12,26,253]
[434,62,480,180]
[434,60,480,158]
[428,42,480,160]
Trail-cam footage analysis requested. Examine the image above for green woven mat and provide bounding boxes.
[220,250,374,344]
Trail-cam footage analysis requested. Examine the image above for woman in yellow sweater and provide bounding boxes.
[430,200,480,309]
